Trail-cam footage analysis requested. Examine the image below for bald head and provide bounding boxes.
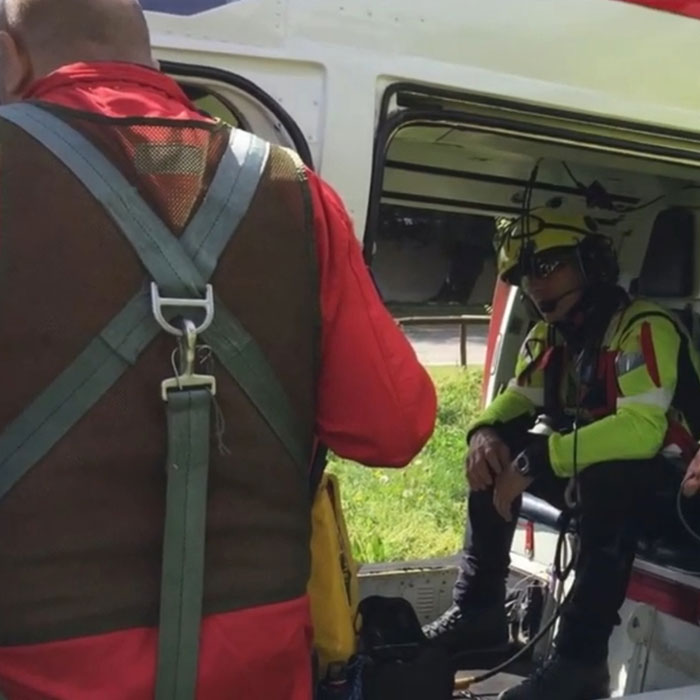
[0,0,154,101]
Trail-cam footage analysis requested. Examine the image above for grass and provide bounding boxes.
[327,366,483,563]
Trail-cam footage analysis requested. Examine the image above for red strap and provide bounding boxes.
[584,352,620,419]
[640,321,662,387]
[518,346,554,386]
[665,420,697,462]
[604,352,619,413]
[538,346,555,370]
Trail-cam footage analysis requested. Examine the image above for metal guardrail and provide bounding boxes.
[396,314,491,366]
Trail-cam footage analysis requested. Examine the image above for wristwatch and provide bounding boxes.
[513,451,533,478]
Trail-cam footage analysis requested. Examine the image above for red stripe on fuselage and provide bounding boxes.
[617,0,700,20]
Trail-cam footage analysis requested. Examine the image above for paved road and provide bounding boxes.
[403,323,488,366]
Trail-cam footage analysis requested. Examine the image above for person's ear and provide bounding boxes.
[0,30,32,102]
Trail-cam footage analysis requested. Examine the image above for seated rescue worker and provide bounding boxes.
[424,209,700,700]
[0,1,436,698]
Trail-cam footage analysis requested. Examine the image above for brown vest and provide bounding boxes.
[0,106,320,645]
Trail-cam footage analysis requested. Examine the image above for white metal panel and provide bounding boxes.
[358,559,457,625]
[146,0,700,234]
[148,0,700,129]
[619,684,700,698]
[640,613,700,693]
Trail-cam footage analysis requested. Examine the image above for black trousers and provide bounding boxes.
[453,427,676,663]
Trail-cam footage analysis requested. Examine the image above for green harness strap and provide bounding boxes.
[158,388,212,700]
[0,103,309,477]
[0,103,308,699]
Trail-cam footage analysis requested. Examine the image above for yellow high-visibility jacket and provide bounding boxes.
[469,299,700,477]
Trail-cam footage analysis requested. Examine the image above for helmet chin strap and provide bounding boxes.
[533,286,584,315]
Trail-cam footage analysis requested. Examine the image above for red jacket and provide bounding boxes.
[0,63,436,699]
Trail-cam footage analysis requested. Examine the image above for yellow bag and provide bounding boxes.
[307,473,359,678]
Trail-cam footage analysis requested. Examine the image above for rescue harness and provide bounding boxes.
[0,103,307,700]
[530,301,700,460]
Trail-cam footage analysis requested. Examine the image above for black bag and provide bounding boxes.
[357,596,454,700]
[317,596,454,700]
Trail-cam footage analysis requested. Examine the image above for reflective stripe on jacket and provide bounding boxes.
[469,298,700,477]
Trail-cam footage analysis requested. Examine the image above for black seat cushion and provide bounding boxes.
[634,207,694,298]
[637,485,700,573]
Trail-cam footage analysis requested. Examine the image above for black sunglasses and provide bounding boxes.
[525,252,574,280]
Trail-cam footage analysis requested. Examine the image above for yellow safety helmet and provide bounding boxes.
[495,210,615,286]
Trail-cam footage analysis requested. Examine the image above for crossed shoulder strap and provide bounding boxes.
[0,103,310,699]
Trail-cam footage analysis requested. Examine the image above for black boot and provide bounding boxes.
[498,653,610,700]
[421,603,508,653]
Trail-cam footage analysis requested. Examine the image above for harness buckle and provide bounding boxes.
[150,282,215,337]
[150,284,217,401]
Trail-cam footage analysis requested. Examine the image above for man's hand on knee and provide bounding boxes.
[466,428,511,491]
